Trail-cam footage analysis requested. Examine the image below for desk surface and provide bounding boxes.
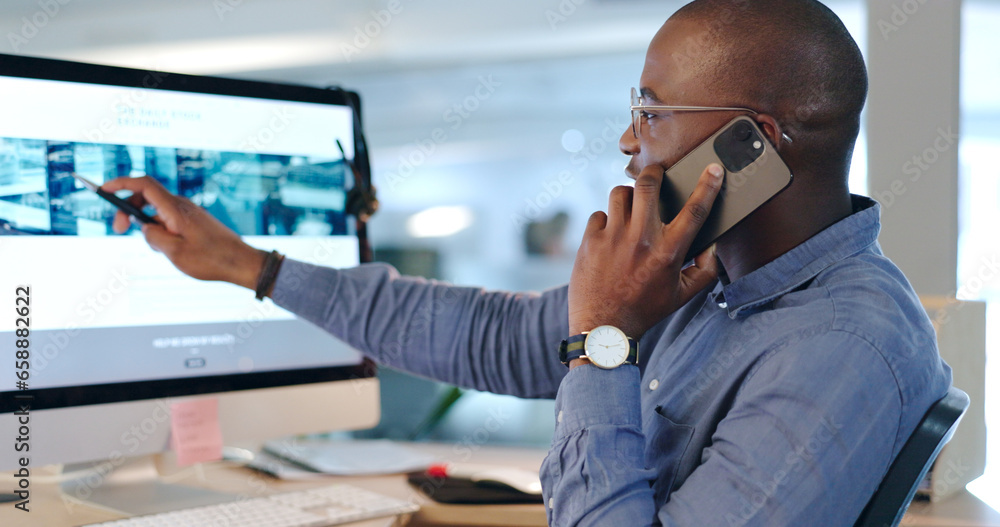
[3,441,1000,527]
[0,442,548,527]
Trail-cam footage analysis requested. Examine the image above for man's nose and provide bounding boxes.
[619,127,638,157]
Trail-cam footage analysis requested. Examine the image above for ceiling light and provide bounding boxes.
[406,206,473,238]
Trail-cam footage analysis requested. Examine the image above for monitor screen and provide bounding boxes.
[0,53,377,473]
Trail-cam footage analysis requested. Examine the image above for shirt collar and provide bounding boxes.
[712,195,881,318]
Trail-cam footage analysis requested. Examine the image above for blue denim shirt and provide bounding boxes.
[271,195,951,527]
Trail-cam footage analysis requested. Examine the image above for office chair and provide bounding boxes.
[854,386,970,527]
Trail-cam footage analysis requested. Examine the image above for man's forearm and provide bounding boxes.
[231,246,269,291]
[269,259,570,398]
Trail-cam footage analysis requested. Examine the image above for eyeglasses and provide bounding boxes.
[630,87,792,144]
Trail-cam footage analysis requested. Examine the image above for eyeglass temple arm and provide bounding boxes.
[631,104,794,144]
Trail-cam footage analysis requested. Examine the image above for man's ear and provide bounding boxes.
[753,114,786,152]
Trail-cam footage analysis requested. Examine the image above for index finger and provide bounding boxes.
[629,165,666,232]
[664,163,724,248]
[101,175,171,203]
[101,176,170,233]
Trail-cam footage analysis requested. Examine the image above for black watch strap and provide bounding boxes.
[558,333,588,365]
[559,332,638,367]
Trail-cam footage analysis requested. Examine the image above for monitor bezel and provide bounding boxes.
[0,52,377,415]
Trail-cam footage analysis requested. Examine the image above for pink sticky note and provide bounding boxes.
[170,398,224,467]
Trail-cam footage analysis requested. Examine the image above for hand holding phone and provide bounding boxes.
[568,164,723,338]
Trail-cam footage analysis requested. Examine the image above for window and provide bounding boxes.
[960,0,1000,507]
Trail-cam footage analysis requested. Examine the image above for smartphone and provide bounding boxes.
[660,115,793,261]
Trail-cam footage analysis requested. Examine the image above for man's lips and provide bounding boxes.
[625,160,674,182]
[625,160,639,180]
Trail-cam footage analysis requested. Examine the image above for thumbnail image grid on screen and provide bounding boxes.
[0,137,348,238]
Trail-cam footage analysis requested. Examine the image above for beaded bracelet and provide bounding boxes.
[255,250,285,301]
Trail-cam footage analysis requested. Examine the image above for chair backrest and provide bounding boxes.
[854,386,970,527]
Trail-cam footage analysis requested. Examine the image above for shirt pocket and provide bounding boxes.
[646,405,695,505]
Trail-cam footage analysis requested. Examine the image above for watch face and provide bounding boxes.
[584,326,630,369]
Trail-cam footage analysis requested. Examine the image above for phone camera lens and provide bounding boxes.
[732,122,753,142]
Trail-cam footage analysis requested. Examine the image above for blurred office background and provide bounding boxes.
[2,0,995,505]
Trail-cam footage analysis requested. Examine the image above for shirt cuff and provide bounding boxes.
[553,364,642,441]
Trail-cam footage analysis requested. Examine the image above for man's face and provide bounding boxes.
[620,18,739,179]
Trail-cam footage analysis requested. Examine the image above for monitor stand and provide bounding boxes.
[60,454,237,516]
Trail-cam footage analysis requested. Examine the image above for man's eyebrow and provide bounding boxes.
[639,87,665,104]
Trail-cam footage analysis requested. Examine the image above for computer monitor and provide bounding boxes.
[0,53,379,513]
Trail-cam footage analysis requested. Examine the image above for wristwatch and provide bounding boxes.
[559,325,638,369]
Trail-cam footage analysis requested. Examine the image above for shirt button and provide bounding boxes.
[549,498,554,509]
[557,410,563,423]
[718,301,728,309]
[649,379,660,391]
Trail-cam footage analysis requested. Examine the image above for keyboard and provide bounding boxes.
[82,483,420,526]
